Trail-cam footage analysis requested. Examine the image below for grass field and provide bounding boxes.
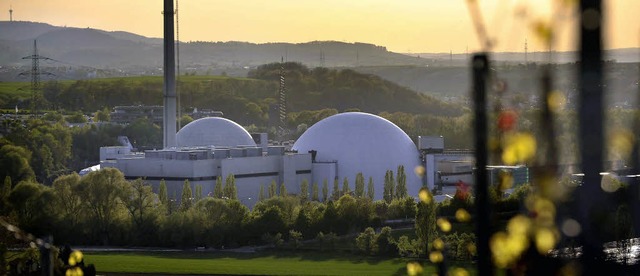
[83,251,437,275]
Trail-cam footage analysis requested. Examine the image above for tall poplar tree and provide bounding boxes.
[214,176,223,198]
[355,172,365,198]
[332,178,340,200]
[342,177,350,196]
[269,180,277,198]
[279,182,287,197]
[396,165,407,199]
[180,180,192,211]
[367,176,375,200]
[322,179,329,202]
[158,179,168,206]
[195,184,203,202]
[300,179,309,201]
[224,174,237,200]
[312,182,319,201]
[259,184,265,201]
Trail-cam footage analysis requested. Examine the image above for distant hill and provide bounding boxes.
[0,21,428,70]
[354,62,639,107]
[407,48,640,64]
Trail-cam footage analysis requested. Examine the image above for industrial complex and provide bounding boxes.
[91,112,529,207]
[81,0,529,207]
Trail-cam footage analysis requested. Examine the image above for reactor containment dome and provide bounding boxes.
[292,112,422,200]
[176,117,256,148]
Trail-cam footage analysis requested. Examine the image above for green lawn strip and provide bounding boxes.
[84,251,433,275]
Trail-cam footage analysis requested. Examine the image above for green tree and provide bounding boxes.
[178,114,194,129]
[0,176,11,212]
[181,180,193,211]
[259,184,265,201]
[311,182,319,201]
[322,201,339,233]
[6,120,72,183]
[356,227,377,254]
[342,177,350,196]
[78,168,128,245]
[289,230,303,250]
[214,176,223,198]
[122,179,159,243]
[51,173,83,228]
[416,196,437,255]
[224,174,237,200]
[279,182,287,197]
[396,235,416,257]
[322,179,329,202]
[123,118,162,149]
[0,145,35,186]
[300,179,309,201]
[355,173,365,198]
[269,180,277,198]
[43,111,64,123]
[195,184,203,202]
[383,170,395,203]
[94,107,111,122]
[158,179,168,206]
[375,226,396,256]
[67,112,87,123]
[367,177,375,200]
[9,180,54,236]
[332,178,340,200]
[396,165,407,199]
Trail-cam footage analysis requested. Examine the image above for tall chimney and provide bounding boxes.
[163,0,177,148]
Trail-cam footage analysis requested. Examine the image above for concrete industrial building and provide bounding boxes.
[292,112,422,200]
[92,113,537,208]
[95,111,529,207]
[99,112,421,206]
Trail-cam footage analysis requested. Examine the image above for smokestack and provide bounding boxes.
[163,0,177,148]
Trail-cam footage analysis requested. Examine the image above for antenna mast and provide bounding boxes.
[525,38,528,64]
[278,57,287,141]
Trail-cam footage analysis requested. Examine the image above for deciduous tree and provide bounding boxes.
[355,173,365,198]
[181,180,193,211]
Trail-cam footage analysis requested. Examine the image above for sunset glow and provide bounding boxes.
[2,0,638,53]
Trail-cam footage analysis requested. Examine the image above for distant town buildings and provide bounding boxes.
[110,105,223,125]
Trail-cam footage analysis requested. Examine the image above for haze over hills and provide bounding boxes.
[1,21,638,104]
[0,21,429,70]
[5,21,638,70]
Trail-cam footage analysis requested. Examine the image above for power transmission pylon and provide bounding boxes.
[20,40,53,117]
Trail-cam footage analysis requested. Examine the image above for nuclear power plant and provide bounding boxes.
[84,0,527,206]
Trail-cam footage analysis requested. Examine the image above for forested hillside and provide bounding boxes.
[7,63,466,124]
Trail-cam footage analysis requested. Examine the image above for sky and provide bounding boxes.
[2,0,639,53]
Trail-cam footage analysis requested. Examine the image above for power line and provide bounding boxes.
[20,40,53,117]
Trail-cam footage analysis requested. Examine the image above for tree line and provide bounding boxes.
[4,62,468,129]
[0,167,419,248]
[5,148,574,265]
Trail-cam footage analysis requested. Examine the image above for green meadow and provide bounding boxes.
[83,251,439,275]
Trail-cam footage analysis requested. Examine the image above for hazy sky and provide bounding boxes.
[3,0,639,53]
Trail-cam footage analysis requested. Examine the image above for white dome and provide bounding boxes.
[293,112,422,200]
[176,117,256,148]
